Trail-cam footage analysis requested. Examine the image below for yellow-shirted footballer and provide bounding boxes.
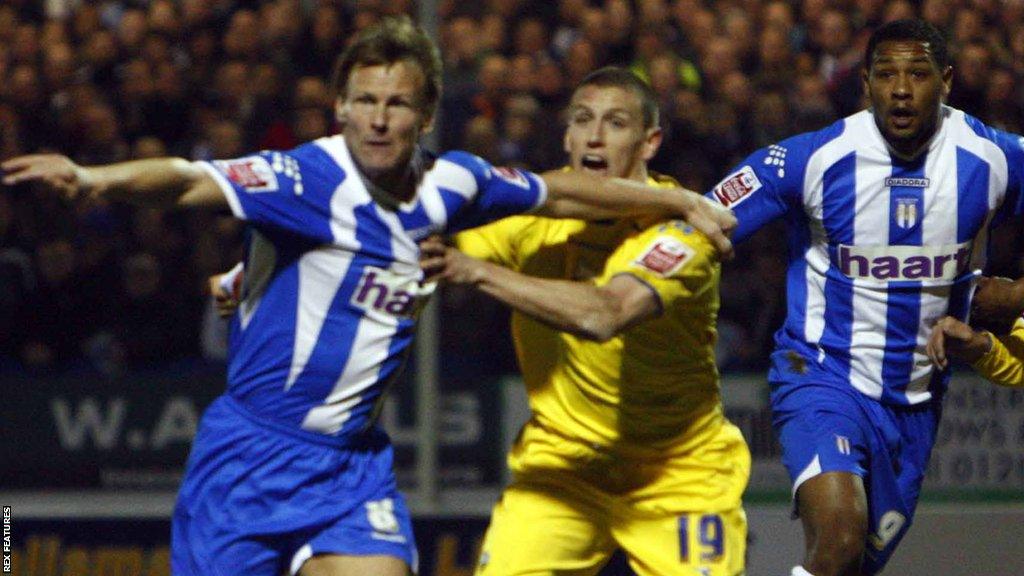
[421,67,750,576]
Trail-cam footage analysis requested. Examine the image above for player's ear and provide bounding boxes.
[420,107,436,136]
[941,65,953,99]
[334,97,348,128]
[641,126,663,162]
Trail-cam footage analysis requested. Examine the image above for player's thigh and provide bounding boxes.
[476,480,615,576]
[298,553,410,576]
[796,471,869,546]
[614,506,746,576]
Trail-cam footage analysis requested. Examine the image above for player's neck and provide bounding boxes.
[366,168,417,205]
[359,148,425,207]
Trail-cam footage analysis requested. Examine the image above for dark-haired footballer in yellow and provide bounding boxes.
[423,67,749,576]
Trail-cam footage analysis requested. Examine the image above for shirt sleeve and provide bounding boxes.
[455,216,533,269]
[986,126,1024,225]
[195,148,335,243]
[600,220,717,310]
[971,317,1024,388]
[704,133,813,244]
[435,151,548,233]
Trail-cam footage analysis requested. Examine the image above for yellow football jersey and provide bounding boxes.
[972,318,1024,388]
[456,176,725,458]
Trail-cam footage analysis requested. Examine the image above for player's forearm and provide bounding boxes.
[472,261,624,342]
[536,171,695,220]
[84,158,213,208]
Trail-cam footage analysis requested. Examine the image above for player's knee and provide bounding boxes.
[804,520,865,576]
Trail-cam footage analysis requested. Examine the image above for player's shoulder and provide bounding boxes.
[635,219,714,248]
[953,107,1024,158]
[648,171,680,189]
[623,219,717,270]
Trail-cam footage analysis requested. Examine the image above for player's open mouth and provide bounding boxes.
[891,108,915,129]
[581,154,608,172]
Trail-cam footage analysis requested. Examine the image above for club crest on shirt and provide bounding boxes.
[214,157,279,193]
[894,197,919,229]
[491,166,530,189]
[712,165,762,208]
[634,236,694,276]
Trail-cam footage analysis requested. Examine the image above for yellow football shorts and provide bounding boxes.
[475,420,750,576]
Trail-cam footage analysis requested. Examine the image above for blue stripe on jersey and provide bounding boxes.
[396,201,432,236]
[437,187,467,222]
[781,208,813,353]
[819,152,858,377]
[822,152,858,244]
[227,236,306,404]
[887,156,926,245]
[881,155,927,399]
[285,202,395,435]
[956,147,990,243]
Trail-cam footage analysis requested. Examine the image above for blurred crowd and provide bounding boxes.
[2,0,1024,375]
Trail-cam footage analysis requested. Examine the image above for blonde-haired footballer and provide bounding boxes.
[420,67,750,576]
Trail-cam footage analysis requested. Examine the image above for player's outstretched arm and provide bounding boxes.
[1,154,226,209]
[421,237,658,342]
[970,276,1024,334]
[926,316,992,370]
[928,315,1024,387]
[536,170,736,259]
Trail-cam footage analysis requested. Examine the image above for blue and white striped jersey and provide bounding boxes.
[709,107,1024,405]
[197,136,547,443]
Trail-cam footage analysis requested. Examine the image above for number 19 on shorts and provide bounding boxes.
[679,513,724,564]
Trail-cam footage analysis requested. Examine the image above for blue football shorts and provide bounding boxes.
[769,351,941,575]
[171,395,417,576]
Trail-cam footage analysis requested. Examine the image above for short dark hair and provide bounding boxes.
[573,66,660,129]
[865,19,950,70]
[331,16,442,116]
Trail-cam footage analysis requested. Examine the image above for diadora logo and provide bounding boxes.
[350,267,423,318]
[884,177,930,188]
[836,243,971,282]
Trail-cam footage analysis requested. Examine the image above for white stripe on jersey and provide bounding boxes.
[429,158,479,199]
[285,247,356,390]
[801,124,859,347]
[316,136,372,251]
[848,117,899,399]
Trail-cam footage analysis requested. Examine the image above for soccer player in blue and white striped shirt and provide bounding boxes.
[2,17,734,576]
[708,19,1024,576]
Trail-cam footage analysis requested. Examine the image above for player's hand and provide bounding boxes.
[208,267,243,319]
[681,193,736,261]
[418,236,486,285]
[970,276,1024,335]
[927,315,992,370]
[1,154,94,200]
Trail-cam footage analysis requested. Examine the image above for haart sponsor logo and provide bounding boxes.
[350,267,423,317]
[836,243,971,282]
